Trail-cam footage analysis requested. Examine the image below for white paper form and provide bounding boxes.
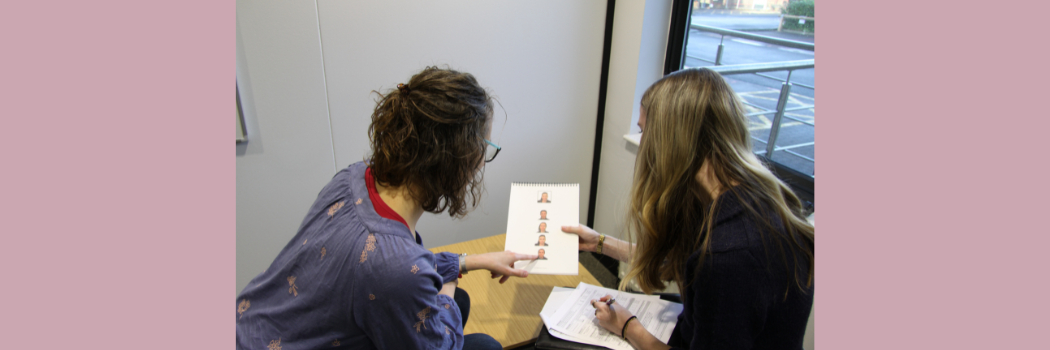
[539,287,593,345]
[503,183,579,275]
[548,282,683,349]
[540,286,661,349]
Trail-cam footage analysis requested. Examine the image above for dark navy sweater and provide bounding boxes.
[668,189,813,350]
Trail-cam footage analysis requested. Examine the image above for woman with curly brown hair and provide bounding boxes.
[236,67,534,350]
[564,68,815,350]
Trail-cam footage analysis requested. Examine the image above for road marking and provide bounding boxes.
[778,47,814,55]
[784,112,814,123]
[749,121,803,132]
[730,38,767,46]
[737,90,815,131]
[778,142,814,150]
[741,94,779,102]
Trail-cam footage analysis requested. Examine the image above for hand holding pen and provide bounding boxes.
[590,294,618,314]
[591,294,637,339]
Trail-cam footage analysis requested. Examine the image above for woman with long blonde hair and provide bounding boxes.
[564,68,814,349]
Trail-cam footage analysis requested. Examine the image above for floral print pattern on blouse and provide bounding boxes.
[235,162,463,350]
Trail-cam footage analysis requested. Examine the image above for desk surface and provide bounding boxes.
[429,234,601,349]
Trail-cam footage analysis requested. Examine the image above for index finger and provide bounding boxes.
[513,253,539,261]
[561,225,581,234]
[594,301,611,315]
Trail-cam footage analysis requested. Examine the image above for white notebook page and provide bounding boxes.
[503,183,579,275]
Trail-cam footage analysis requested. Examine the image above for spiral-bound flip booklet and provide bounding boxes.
[503,183,580,275]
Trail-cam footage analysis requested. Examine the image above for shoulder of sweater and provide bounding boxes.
[707,189,785,254]
[685,244,765,280]
[707,214,764,254]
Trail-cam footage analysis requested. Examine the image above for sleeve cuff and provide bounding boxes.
[434,252,460,284]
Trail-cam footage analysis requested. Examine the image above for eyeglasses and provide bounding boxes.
[484,139,502,163]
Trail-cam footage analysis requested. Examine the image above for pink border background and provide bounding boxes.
[818,1,1049,349]
[1,1,233,348]
[2,0,1047,348]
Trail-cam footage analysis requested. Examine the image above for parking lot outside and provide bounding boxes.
[684,9,815,177]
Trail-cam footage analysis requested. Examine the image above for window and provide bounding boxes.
[666,0,815,205]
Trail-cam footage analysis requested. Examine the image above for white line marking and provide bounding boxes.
[730,38,767,47]
[778,47,814,55]
[777,142,814,150]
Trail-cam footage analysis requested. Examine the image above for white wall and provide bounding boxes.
[591,0,671,266]
[237,0,607,295]
[236,0,336,295]
[316,0,605,248]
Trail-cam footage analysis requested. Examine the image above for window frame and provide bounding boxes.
[664,0,814,208]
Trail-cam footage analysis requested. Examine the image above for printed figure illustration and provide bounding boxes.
[413,306,432,332]
[538,191,551,203]
[535,235,548,246]
[238,299,250,319]
[539,210,548,220]
[538,222,548,233]
[287,276,299,296]
[536,249,548,260]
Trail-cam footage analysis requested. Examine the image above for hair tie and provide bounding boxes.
[397,83,410,94]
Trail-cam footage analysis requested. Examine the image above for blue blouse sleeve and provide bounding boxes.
[351,234,464,350]
[434,252,460,284]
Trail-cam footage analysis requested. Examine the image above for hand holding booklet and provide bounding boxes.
[539,282,683,350]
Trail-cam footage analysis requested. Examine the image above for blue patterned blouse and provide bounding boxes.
[236,162,463,350]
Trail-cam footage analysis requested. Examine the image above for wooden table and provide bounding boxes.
[429,234,602,349]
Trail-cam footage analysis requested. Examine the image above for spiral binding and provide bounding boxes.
[510,182,579,187]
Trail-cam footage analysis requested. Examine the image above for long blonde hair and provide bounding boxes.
[620,68,814,295]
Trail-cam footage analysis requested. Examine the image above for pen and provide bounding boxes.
[593,294,619,310]
[606,292,619,309]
